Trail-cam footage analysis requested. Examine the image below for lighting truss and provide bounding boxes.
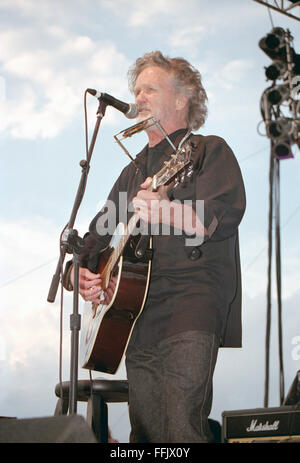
[257,21,300,411]
[253,0,300,22]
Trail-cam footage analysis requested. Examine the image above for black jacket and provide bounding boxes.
[79,130,246,347]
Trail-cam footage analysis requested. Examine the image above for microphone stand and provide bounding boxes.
[47,98,108,415]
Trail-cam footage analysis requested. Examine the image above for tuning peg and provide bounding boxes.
[186,164,194,177]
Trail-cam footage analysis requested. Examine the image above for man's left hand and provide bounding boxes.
[132,177,170,224]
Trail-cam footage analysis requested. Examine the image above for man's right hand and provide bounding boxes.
[70,266,102,304]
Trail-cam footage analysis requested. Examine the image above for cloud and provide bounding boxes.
[168,25,207,51]
[0,0,270,141]
[0,0,82,24]
[99,0,263,29]
[221,59,255,89]
[0,217,60,414]
[0,24,130,139]
[99,0,182,26]
[202,58,255,95]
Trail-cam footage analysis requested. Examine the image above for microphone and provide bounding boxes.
[87,89,138,119]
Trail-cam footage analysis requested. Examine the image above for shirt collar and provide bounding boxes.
[134,128,189,172]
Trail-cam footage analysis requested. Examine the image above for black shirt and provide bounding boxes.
[80,129,246,348]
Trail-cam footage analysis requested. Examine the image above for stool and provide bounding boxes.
[54,379,129,442]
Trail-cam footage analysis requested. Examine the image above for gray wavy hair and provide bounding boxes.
[128,51,208,131]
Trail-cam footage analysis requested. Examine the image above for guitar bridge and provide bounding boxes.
[106,307,135,321]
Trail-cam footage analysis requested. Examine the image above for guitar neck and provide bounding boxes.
[119,212,140,255]
[110,179,157,265]
[103,166,184,283]
[105,212,141,277]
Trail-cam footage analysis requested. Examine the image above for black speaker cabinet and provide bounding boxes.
[0,415,97,443]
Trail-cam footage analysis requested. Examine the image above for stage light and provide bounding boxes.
[258,27,299,162]
[273,139,294,159]
[266,84,290,105]
[259,28,300,80]
[267,117,299,160]
[259,27,286,60]
[265,61,287,81]
[267,118,294,138]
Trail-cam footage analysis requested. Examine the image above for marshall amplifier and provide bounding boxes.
[222,405,300,443]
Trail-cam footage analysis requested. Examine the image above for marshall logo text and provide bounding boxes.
[246,419,280,433]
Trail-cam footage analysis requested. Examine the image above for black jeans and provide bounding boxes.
[125,330,219,443]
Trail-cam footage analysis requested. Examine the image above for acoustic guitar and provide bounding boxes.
[80,141,192,374]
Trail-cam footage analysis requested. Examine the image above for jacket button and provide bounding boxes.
[190,247,202,261]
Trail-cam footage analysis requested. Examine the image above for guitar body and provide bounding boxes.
[80,223,152,374]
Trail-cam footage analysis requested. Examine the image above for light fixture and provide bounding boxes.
[267,118,294,138]
[266,84,290,105]
[265,61,287,81]
[259,27,300,81]
[259,27,286,60]
[259,27,299,161]
[273,139,294,159]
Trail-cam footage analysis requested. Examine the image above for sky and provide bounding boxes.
[0,0,300,443]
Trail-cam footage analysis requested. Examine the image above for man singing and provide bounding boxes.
[65,51,246,443]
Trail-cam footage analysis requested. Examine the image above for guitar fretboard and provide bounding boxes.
[101,210,143,290]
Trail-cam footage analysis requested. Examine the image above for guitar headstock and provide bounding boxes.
[151,142,192,190]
